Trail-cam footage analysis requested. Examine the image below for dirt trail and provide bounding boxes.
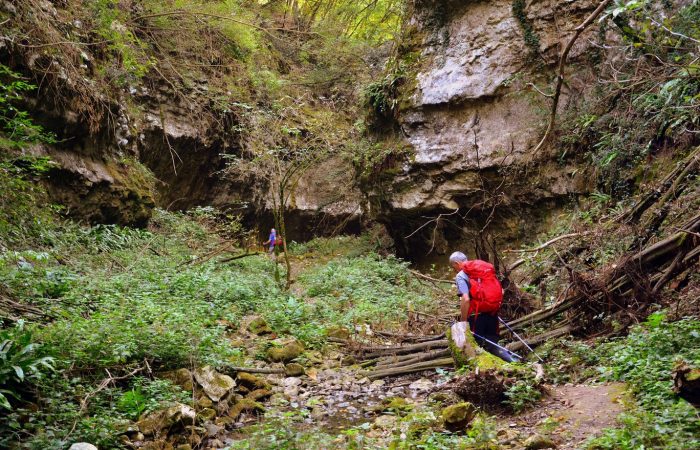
[497,383,627,449]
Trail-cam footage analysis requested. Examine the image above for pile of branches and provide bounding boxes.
[345,334,452,380]
[505,148,700,347]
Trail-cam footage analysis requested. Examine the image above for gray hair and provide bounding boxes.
[449,251,468,264]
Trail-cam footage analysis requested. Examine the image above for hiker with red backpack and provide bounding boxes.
[263,228,282,255]
[450,251,518,362]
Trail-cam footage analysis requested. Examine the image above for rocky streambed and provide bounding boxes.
[100,317,627,450]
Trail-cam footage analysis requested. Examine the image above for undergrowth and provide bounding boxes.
[584,314,700,450]
[0,195,442,447]
[540,313,700,450]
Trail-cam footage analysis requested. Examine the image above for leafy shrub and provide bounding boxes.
[0,64,56,149]
[117,377,190,419]
[504,378,542,413]
[0,320,54,409]
[289,235,373,258]
[39,260,267,369]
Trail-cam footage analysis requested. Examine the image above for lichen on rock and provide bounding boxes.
[193,366,236,402]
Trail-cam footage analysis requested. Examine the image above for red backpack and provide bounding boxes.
[460,260,503,316]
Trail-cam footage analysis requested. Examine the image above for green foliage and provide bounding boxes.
[117,377,190,420]
[584,317,700,449]
[0,65,56,149]
[297,0,403,45]
[289,235,374,258]
[0,321,55,410]
[298,254,432,331]
[504,377,542,413]
[90,0,154,84]
[351,138,412,187]
[558,1,700,197]
[364,73,403,121]
[0,160,58,248]
[0,67,57,244]
[38,254,263,369]
[512,0,541,61]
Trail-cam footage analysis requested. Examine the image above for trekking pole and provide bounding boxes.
[471,331,523,363]
[498,316,543,362]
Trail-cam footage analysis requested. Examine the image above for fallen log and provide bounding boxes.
[375,349,451,370]
[506,325,576,352]
[366,357,454,380]
[507,218,700,332]
[620,146,700,224]
[506,296,582,332]
[372,348,447,367]
[374,331,445,343]
[632,150,700,247]
[358,339,449,359]
[504,233,586,254]
[409,270,452,284]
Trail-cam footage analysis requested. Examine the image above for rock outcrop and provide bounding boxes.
[6,0,606,250]
[369,0,602,257]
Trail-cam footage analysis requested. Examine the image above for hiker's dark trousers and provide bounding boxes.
[467,313,499,343]
[468,313,517,363]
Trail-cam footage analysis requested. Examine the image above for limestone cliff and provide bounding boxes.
[368,0,603,257]
[3,0,606,246]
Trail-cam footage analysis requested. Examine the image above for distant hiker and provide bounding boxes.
[450,251,513,361]
[264,228,277,254]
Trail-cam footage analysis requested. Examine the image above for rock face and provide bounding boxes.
[25,100,157,227]
[370,0,601,257]
[9,0,604,249]
[401,0,599,170]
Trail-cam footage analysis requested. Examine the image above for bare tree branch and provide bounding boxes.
[532,0,613,153]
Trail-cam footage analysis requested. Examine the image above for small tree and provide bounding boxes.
[225,107,329,289]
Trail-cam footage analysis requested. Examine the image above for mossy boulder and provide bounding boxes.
[428,391,462,405]
[524,434,557,449]
[325,326,351,340]
[247,317,272,335]
[228,398,265,420]
[197,408,217,422]
[442,402,476,431]
[266,340,304,363]
[137,403,196,436]
[284,363,305,377]
[384,397,414,414]
[196,396,213,409]
[246,388,272,401]
[236,372,270,391]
